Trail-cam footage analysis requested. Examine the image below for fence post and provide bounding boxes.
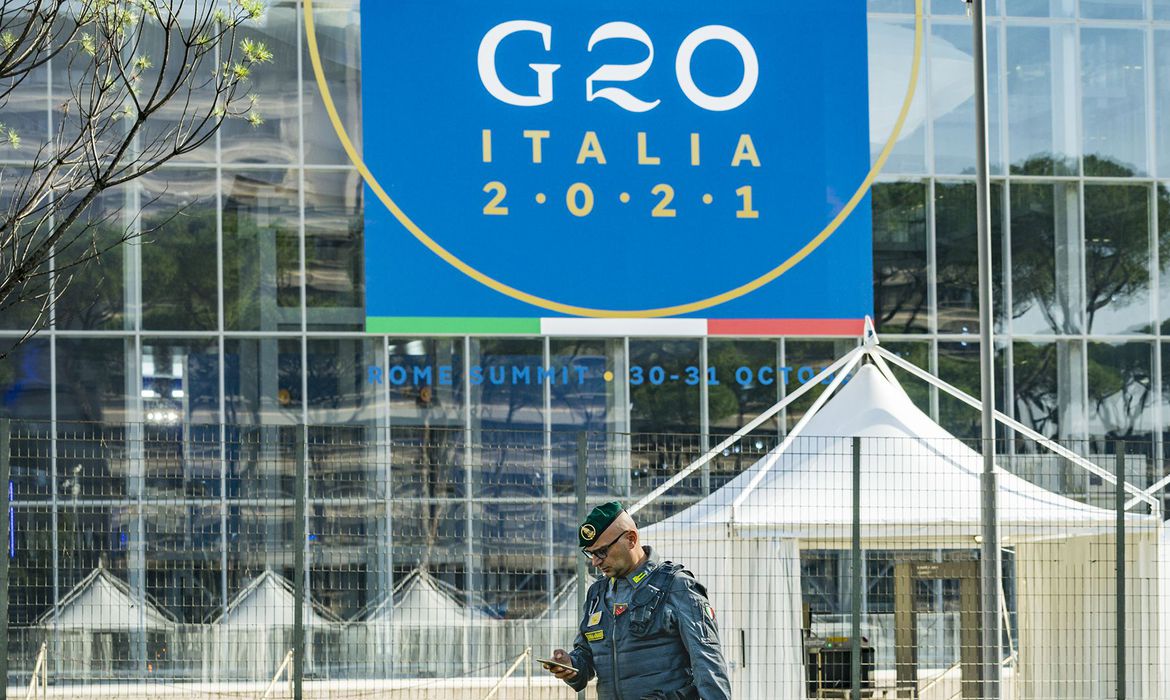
[575,432,588,700]
[1116,443,1126,700]
[0,419,9,700]
[851,436,861,700]
[293,425,307,700]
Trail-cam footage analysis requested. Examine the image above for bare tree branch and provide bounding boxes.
[0,0,272,358]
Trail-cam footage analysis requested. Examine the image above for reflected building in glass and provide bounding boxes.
[2,0,1170,667]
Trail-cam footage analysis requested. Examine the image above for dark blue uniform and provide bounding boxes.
[565,547,732,700]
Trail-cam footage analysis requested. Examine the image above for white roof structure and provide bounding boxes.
[212,569,339,627]
[37,567,175,631]
[367,568,483,625]
[652,363,1150,546]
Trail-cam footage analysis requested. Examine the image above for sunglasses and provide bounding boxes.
[581,530,630,561]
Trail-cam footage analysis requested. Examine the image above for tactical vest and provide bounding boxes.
[580,562,698,700]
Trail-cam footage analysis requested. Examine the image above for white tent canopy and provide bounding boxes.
[212,569,338,627]
[207,570,341,681]
[38,567,174,631]
[644,359,1167,699]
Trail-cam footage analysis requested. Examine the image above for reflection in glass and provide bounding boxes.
[1080,0,1144,19]
[872,182,928,333]
[387,338,464,498]
[1005,0,1074,16]
[785,340,857,433]
[53,188,129,331]
[1154,31,1170,177]
[934,181,1004,334]
[140,169,219,330]
[144,505,222,625]
[0,64,47,160]
[707,339,779,489]
[1087,341,1153,448]
[869,20,926,173]
[220,1,300,164]
[937,341,1008,443]
[304,169,364,328]
[222,169,301,331]
[471,338,544,499]
[629,339,701,497]
[550,338,626,497]
[1009,182,1080,334]
[56,338,128,500]
[931,23,1001,175]
[141,340,220,499]
[224,337,302,426]
[304,0,362,165]
[306,338,379,425]
[1158,185,1170,332]
[1083,184,1151,334]
[1081,28,1147,176]
[1006,25,1078,175]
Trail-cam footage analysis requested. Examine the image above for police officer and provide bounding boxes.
[543,501,731,700]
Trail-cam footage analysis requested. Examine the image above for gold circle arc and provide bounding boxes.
[303,0,924,318]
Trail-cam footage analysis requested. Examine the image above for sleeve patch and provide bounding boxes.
[703,602,716,621]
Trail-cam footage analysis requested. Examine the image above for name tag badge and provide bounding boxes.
[585,630,604,642]
[588,611,602,627]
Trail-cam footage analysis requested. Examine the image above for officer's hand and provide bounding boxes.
[543,648,577,680]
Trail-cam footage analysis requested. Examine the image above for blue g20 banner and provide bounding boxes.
[334,1,887,332]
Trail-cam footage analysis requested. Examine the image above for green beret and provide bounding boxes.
[579,501,624,548]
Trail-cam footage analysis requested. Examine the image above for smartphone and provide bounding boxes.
[536,658,576,673]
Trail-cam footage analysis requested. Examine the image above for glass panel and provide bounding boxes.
[708,339,780,490]
[0,337,50,421]
[56,338,128,500]
[1081,28,1148,176]
[937,341,1008,442]
[934,181,1005,334]
[629,339,702,498]
[140,169,219,330]
[53,188,129,331]
[10,506,54,626]
[303,0,362,166]
[1009,181,1081,334]
[1005,0,1075,16]
[222,168,301,331]
[224,337,302,426]
[1084,184,1151,334]
[549,338,626,497]
[304,169,363,329]
[1087,340,1154,444]
[143,504,222,625]
[1081,0,1145,18]
[869,19,927,174]
[0,168,48,331]
[221,1,300,164]
[931,23,1002,175]
[1158,184,1170,332]
[1006,25,1078,175]
[1158,0,1170,20]
[386,337,465,498]
[0,63,47,160]
[1008,340,1088,493]
[869,0,915,12]
[872,181,929,333]
[784,339,858,433]
[1154,31,1170,177]
[470,338,544,498]
[306,337,380,425]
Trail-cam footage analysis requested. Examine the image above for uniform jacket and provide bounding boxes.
[565,547,732,700]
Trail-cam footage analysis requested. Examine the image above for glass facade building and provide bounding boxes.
[3,0,1170,670]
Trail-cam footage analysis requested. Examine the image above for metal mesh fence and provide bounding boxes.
[0,405,1165,699]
